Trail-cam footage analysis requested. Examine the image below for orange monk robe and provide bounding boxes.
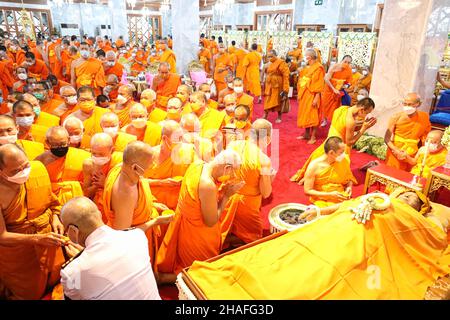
[53,104,79,124]
[207,99,219,110]
[242,51,262,97]
[41,147,91,205]
[40,98,64,114]
[309,157,356,208]
[63,53,79,83]
[350,74,373,106]
[110,102,136,128]
[385,111,431,171]
[115,39,125,48]
[60,49,70,81]
[187,196,450,300]
[288,48,303,63]
[234,48,247,80]
[235,93,254,119]
[160,49,177,74]
[288,60,299,89]
[198,48,212,74]
[266,39,273,53]
[79,107,110,150]
[111,132,137,152]
[74,58,106,96]
[47,42,62,79]
[157,162,222,274]
[411,147,447,178]
[105,62,124,79]
[209,41,219,56]
[0,161,65,300]
[321,63,352,121]
[30,46,44,62]
[296,61,325,129]
[8,49,26,67]
[144,143,197,210]
[16,139,44,160]
[130,50,147,75]
[35,111,60,129]
[218,87,234,106]
[52,79,70,97]
[143,121,162,146]
[198,108,226,140]
[219,140,266,244]
[213,53,233,93]
[27,59,50,81]
[148,107,167,123]
[168,38,173,49]
[0,60,15,98]
[263,58,290,111]
[153,74,181,110]
[103,164,160,268]
[29,124,49,144]
[291,106,352,183]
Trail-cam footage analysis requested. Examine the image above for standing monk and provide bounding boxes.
[384,93,431,171]
[104,51,124,80]
[198,41,212,75]
[212,43,233,94]
[296,48,325,144]
[159,41,177,74]
[320,55,353,126]
[24,52,49,81]
[62,46,79,83]
[46,37,62,79]
[263,50,290,123]
[234,43,248,80]
[152,62,181,110]
[243,43,262,102]
[0,144,66,300]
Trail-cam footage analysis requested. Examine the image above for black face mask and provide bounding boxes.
[51,146,69,158]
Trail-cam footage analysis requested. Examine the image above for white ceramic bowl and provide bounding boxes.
[269,203,314,234]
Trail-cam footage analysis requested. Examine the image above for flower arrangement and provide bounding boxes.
[353,133,388,160]
[351,193,391,224]
[441,125,450,148]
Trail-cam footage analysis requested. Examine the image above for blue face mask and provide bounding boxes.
[0,97,3,104]
[33,106,41,118]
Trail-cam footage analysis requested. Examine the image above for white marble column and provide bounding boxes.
[171,0,199,75]
[368,0,450,137]
[109,0,129,42]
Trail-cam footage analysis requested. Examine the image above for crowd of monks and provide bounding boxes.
[0,31,447,300]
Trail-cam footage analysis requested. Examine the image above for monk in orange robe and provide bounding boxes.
[152,62,181,110]
[82,133,122,221]
[385,93,431,171]
[234,44,248,80]
[263,50,290,123]
[121,103,162,146]
[98,112,136,152]
[217,74,235,107]
[115,36,125,49]
[190,91,225,141]
[71,43,106,96]
[104,51,124,79]
[349,66,372,105]
[198,42,212,75]
[212,43,233,94]
[139,89,167,123]
[304,136,356,208]
[12,67,28,93]
[209,36,219,56]
[156,149,243,283]
[321,55,353,124]
[249,38,263,54]
[103,141,173,269]
[0,144,66,300]
[232,78,255,120]
[198,83,219,110]
[33,81,63,114]
[7,41,26,67]
[109,84,136,128]
[220,119,274,246]
[24,52,49,81]
[296,48,325,145]
[159,41,177,74]
[0,57,15,99]
[29,39,45,62]
[288,38,303,63]
[35,126,91,205]
[291,98,376,184]
[130,48,147,76]
[46,39,62,79]
[62,46,79,83]
[52,85,79,123]
[242,44,262,100]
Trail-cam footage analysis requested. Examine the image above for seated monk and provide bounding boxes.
[291,98,376,184]
[46,75,69,101]
[63,117,84,149]
[190,91,226,140]
[176,84,193,112]
[304,136,357,208]
[408,130,447,178]
[52,85,79,123]
[0,114,44,160]
[157,149,244,284]
[223,105,252,147]
[164,97,183,123]
[12,67,28,93]
[198,83,219,110]
[33,80,63,114]
[220,119,275,247]
[187,190,450,300]
[0,144,66,300]
[103,74,120,102]
[12,100,50,144]
[104,50,124,80]
[181,114,214,162]
[67,86,109,149]
[349,65,372,106]
[232,77,254,120]
[145,120,197,210]
[152,62,181,110]
[103,141,174,269]
[82,133,122,221]
[97,94,110,109]
[24,51,49,81]
[98,112,136,152]
[121,103,162,147]
[20,92,60,130]
[385,93,431,171]
[35,126,91,205]
[217,74,235,107]
[222,94,236,125]
[109,84,136,128]
[140,89,167,123]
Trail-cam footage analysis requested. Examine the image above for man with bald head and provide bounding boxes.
[146,120,197,210]
[97,112,136,152]
[217,74,235,107]
[198,82,219,110]
[20,92,60,130]
[63,117,84,149]
[157,149,244,283]
[212,42,233,94]
[35,126,91,205]
[121,103,162,147]
[103,74,120,102]
[0,114,44,160]
[232,77,255,120]
[60,197,161,300]
[385,93,431,171]
[189,91,226,140]
[104,50,124,79]
[0,144,66,300]
[223,93,237,124]
[52,85,78,122]
[158,40,176,73]
[103,141,173,269]
[82,133,122,221]
[408,130,447,178]
[176,84,193,110]
[12,99,50,144]
[140,88,167,123]
[181,113,214,162]
[220,118,275,247]
[110,84,137,128]
[152,62,181,110]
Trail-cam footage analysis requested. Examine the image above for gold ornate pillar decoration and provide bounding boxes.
[20,8,36,41]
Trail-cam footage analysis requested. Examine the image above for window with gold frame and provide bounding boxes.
[0,8,52,39]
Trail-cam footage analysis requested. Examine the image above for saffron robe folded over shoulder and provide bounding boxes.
[74,58,106,94]
[103,164,160,269]
[0,161,65,300]
[320,64,352,121]
[35,111,60,128]
[199,108,226,140]
[113,132,137,152]
[291,106,351,183]
[242,51,262,97]
[411,147,447,178]
[153,74,181,110]
[263,58,290,111]
[79,107,110,150]
[16,139,44,160]
[187,197,450,300]
[157,162,222,275]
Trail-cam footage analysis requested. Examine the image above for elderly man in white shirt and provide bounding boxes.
[60,196,166,300]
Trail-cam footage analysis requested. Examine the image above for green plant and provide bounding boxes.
[353,133,387,160]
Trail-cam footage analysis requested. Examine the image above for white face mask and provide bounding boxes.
[225,106,235,114]
[204,93,211,100]
[352,68,357,73]
[107,61,115,67]
[403,106,416,115]
[67,95,78,105]
[117,94,128,105]
[362,70,368,76]
[335,153,345,162]
[357,95,366,101]
[227,83,234,89]
[69,134,83,144]
[16,115,35,127]
[103,126,119,137]
[3,166,31,184]
[80,50,90,59]
[234,86,243,94]
[92,155,111,166]
[132,118,147,129]
[428,142,439,153]
[18,73,27,80]
[0,134,18,145]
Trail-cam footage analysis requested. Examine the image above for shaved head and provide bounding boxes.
[118,84,134,97]
[60,85,77,96]
[0,143,27,171]
[105,50,116,59]
[224,94,236,105]
[0,114,17,128]
[63,116,84,131]
[199,83,211,92]
[161,119,181,138]
[46,126,69,144]
[106,74,119,84]
[251,118,272,140]
[100,112,119,127]
[123,140,153,166]
[167,97,182,110]
[403,92,421,105]
[21,93,39,108]
[140,89,156,101]
[177,84,192,95]
[180,113,200,133]
[90,132,114,159]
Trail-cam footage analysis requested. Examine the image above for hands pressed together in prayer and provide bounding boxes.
[361,117,377,131]
[221,180,245,198]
